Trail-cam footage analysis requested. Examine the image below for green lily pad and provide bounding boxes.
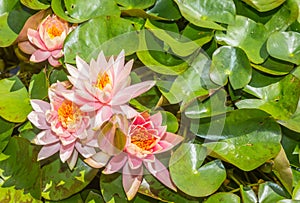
[210,46,252,89]
[242,0,286,12]
[169,144,226,197]
[41,157,98,200]
[267,31,300,65]
[147,0,182,20]
[0,186,42,203]
[0,137,41,199]
[140,174,199,203]
[204,192,240,203]
[145,20,213,57]
[236,74,300,121]
[195,109,282,171]
[251,56,294,76]
[0,117,14,153]
[264,0,298,33]
[0,76,32,123]
[64,16,138,64]
[136,30,188,75]
[116,0,155,9]
[216,15,269,64]
[20,0,50,10]
[258,182,287,202]
[240,186,258,203]
[174,0,235,30]
[29,69,49,100]
[185,88,233,119]
[100,173,127,202]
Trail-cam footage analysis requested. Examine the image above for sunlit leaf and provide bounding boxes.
[216,15,268,64]
[20,0,49,10]
[210,46,252,89]
[242,0,286,12]
[169,144,226,197]
[204,192,240,203]
[267,31,300,65]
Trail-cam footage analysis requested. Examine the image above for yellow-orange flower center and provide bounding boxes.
[57,100,81,128]
[96,72,111,90]
[47,24,63,39]
[131,127,157,151]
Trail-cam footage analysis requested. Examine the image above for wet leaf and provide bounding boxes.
[267,31,300,65]
[116,0,155,9]
[174,0,235,30]
[147,0,181,20]
[64,16,138,63]
[20,0,50,10]
[198,109,281,171]
[169,144,226,197]
[240,186,258,203]
[210,46,252,89]
[29,69,49,100]
[258,182,287,202]
[216,15,268,64]
[242,0,286,12]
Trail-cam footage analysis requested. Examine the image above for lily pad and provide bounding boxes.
[169,144,226,197]
[0,76,32,123]
[20,0,50,10]
[116,0,155,9]
[147,0,182,20]
[41,157,98,200]
[174,0,235,30]
[216,15,269,64]
[267,31,300,65]
[0,117,14,153]
[195,109,282,171]
[242,0,286,12]
[204,192,240,203]
[29,69,49,100]
[210,46,252,89]
[64,16,138,63]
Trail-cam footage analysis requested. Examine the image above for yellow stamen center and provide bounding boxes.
[47,25,63,39]
[131,127,157,151]
[57,100,81,129]
[96,72,111,90]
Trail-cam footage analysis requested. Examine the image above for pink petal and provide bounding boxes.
[37,142,60,161]
[128,155,143,169]
[76,55,90,78]
[60,143,75,162]
[144,159,176,191]
[122,162,143,201]
[48,56,61,67]
[150,112,163,127]
[27,28,46,50]
[66,64,87,81]
[51,49,63,58]
[28,112,49,130]
[84,151,111,168]
[118,105,138,119]
[30,99,50,113]
[30,49,51,62]
[162,132,184,148]
[112,81,155,105]
[67,150,78,170]
[75,142,96,158]
[33,130,59,145]
[18,41,37,55]
[93,106,112,129]
[103,153,127,174]
[60,135,77,146]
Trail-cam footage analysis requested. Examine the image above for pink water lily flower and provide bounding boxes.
[23,15,74,67]
[28,82,97,169]
[65,50,155,128]
[101,112,183,200]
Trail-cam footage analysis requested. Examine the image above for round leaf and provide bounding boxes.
[29,69,49,100]
[204,192,240,203]
[20,0,49,10]
[210,46,252,89]
[0,117,14,153]
[41,157,98,200]
[201,109,282,171]
[116,0,155,9]
[242,0,286,12]
[147,0,182,20]
[0,77,32,123]
[267,31,300,65]
[169,143,226,197]
[216,15,268,64]
[64,16,138,63]
[174,0,235,30]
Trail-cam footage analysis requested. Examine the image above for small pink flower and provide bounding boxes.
[64,50,155,128]
[98,112,183,200]
[25,15,74,67]
[28,82,97,169]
